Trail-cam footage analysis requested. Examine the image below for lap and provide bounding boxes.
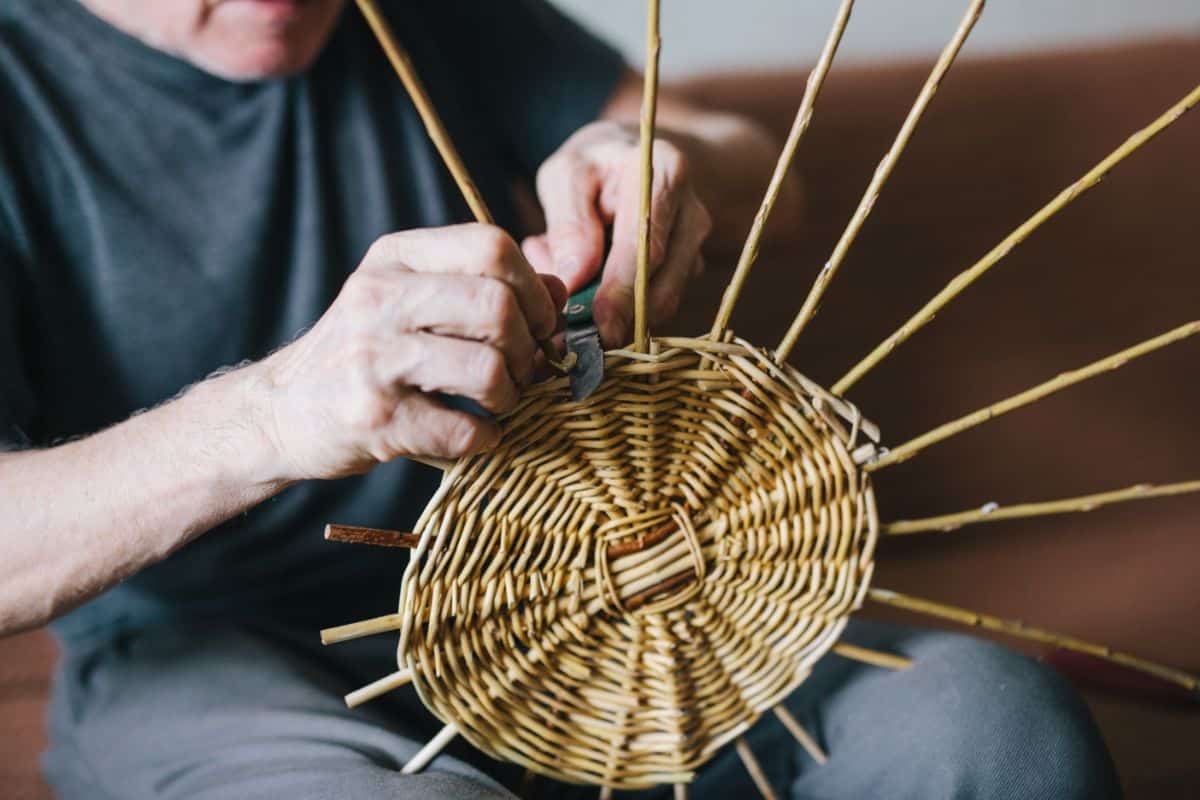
[43,620,1119,800]
[770,620,1119,800]
[44,623,516,800]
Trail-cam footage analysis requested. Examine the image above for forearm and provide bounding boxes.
[0,365,287,635]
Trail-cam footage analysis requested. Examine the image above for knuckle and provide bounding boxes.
[655,141,688,181]
[477,279,520,331]
[537,151,591,193]
[535,155,570,191]
[364,232,403,266]
[471,224,517,266]
[440,415,491,457]
[473,346,508,389]
[343,271,390,314]
[343,364,391,430]
[474,347,515,409]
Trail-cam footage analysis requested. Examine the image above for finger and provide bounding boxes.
[366,224,560,341]
[376,332,521,415]
[381,390,501,460]
[594,142,688,347]
[385,273,538,386]
[540,274,569,317]
[521,234,554,274]
[647,192,712,325]
[535,154,606,291]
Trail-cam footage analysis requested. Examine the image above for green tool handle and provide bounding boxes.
[564,276,601,325]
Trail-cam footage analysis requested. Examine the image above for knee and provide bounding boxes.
[902,634,1120,799]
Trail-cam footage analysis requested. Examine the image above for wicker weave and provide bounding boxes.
[324,0,1200,795]
[399,337,877,787]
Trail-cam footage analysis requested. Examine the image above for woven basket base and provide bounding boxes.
[399,336,880,788]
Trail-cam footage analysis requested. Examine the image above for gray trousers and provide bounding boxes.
[44,619,1121,800]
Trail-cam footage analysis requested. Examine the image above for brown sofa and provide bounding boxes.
[3,37,1198,798]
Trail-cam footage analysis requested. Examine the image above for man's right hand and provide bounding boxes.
[253,223,566,480]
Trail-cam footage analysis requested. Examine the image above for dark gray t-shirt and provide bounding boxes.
[0,0,622,646]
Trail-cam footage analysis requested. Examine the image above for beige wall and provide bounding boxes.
[552,0,1200,75]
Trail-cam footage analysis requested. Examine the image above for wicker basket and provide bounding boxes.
[400,336,877,788]
[322,0,1200,796]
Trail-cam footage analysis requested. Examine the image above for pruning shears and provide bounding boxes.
[563,277,604,401]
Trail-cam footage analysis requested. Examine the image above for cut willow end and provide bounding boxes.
[772,705,828,764]
[353,0,492,224]
[834,80,1200,395]
[735,737,779,800]
[674,783,689,800]
[401,723,459,774]
[774,0,985,363]
[868,588,1200,693]
[868,320,1200,471]
[885,479,1200,535]
[831,642,913,671]
[710,0,855,339]
[633,0,662,353]
[321,613,404,645]
[344,668,413,708]
[325,524,418,548]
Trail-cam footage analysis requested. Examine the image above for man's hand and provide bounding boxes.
[257,224,566,479]
[521,120,712,348]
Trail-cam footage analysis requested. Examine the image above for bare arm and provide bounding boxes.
[0,368,285,634]
[0,224,565,637]
[1,75,749,636]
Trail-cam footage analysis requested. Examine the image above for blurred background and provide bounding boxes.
[554,0,1200,74]
[4,3,1199,799]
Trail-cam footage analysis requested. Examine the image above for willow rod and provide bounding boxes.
[834,81,1200,395]
[831,641,912,670]
[354,0,565,376]
[885,479,1200,535]
[345,668,413,708]
[355,0,491,223]
[735,737,778,800]
[774,0,985,363]
[325,523,419,548]
[772,705,828,765]
[633,0,662,353]
[321,613,403,645]
[868,320,1200,471]
[401,722,459,774]
[709,0,855,339]
[868,588,1200,693]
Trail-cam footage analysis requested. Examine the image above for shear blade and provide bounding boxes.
[565,325,604,401]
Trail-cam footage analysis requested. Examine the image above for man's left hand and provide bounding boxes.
[522,120,712,348]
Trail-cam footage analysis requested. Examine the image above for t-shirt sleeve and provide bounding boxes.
[0,237,35,451]
[439,0,628,175]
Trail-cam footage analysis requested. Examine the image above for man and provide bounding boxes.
[0,1,1120,797]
